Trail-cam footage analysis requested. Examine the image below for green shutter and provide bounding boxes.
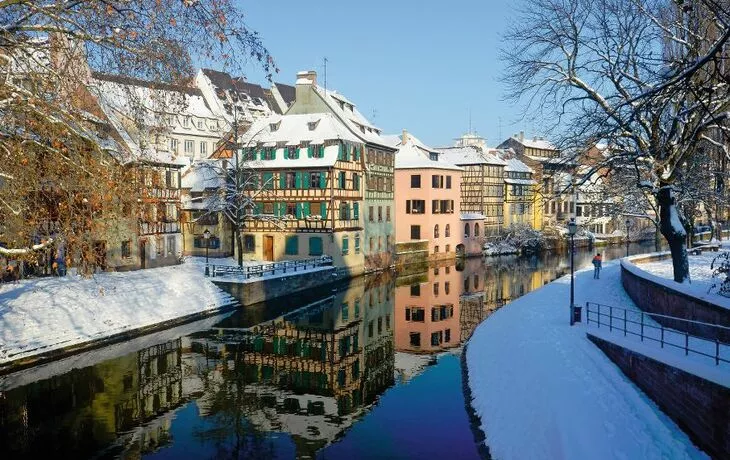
[320,202,327,219]
[303,202,311,216]
[254,202,262,214]
[354,174,359,191]
[279,172,286,189]
[342,236,349,253]
[307,146,313,158]
[303,172,311,188]
[320,171,327,189]
[355,146,361,161]
[277,202,286,217]
[263,172,273,189]
[295,202,303,219]
[272,148,277,160]
[295,171,303,189]
[338,143,344,161]
[309,236,323,256]
[353,203,359,219]
[285,235,299,255]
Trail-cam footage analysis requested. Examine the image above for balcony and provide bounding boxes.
[139,221,180,235]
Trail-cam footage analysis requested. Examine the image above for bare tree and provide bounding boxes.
[503,0,730,281]
[0,0,274,269]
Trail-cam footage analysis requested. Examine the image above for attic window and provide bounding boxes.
[339,101,345,110]
[347,104,353,111]
[308,120,319,131]
[270,121,281,132]
[360,125,365,134]
[197,120,203,129]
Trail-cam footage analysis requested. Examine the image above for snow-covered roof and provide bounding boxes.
[504,178,537,185]
[239,113,359,168]
[502,157,533,173]
[434,146,507,166]
[461,212,486,220]
[394,139,462,171]
[513,136,559,151]
[181,161,225,192]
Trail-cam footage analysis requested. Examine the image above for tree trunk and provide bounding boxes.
[657,185,689,283]
[235,224,243,268]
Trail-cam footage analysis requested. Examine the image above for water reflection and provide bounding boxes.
[0,242,659,459]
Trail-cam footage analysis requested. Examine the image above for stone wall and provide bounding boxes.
[588,334,730,459]
[214,267,341,306]
[621,260,730,342]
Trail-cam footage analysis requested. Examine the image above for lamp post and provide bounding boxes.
[568,218,578,326]
[625,219,630,258]
[203,229,210,276]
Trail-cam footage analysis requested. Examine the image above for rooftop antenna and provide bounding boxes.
[323,57,328,93]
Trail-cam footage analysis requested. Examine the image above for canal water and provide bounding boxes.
[0,242,658,459]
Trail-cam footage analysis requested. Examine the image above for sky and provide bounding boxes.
[230,0,534,148]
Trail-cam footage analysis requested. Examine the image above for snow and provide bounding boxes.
[394,138,462,171]
[467,260,710,459]
[181,160,225,192]
[626,250,730,310]
[461,212,486,220]
[435,146,507,166]
[502,157,533,173]
[0,261,237,366]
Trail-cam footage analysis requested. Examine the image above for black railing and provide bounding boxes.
[586,302,730,366]
[209,256,333,279]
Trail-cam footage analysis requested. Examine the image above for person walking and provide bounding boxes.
[592,253,603,279]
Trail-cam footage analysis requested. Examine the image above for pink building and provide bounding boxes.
[392,131,463,261]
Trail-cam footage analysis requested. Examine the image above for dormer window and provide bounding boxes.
[339,101,345,110]
[197,120,203,130]
[360,125,365,134]
[308,120,319,131]
[270,121,281,131]
[183,117,190,128]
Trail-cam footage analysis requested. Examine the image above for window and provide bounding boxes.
[169,138,178,154]
[446,244,450,253]
[445,224,450,237]
[446,176,452,189]
[342,235,349,255]
[199,142,208,157]
[339,202,351,220]
[474,223,480,237]
[411,175,421,188]
[310,171,324,189]
[156,236,164,255]
[431,332,442,346]
[434,225,439,238]
[434,245,439,254]
[285,172,296,188]
[473,274,480,289]
[355,234,361,254]
[410,284,421,296]
[183,117,190,128]
[286,147,298,159]
[406,307,425,322]
[377,317,383,335]
[121,240,132,258]
[197,119,203,129]
[353,173,360,191]
[244,235,255,253]
[338,171,346,189]
[445,329,451,342]
[433,283,439,295]
[445,281,450,294]
[410,225,421,240]
[378,236,382,251]
[367,205,374,222]
[368,320,374,337]
[378,206,382,222]
[341,302,349,321]
[406,200,425,214]
[369,237,374,252]
[309,236,323,256]
[386,206,391,222]
[465,223,471,237]
[184,140,194,155]
[167,236,176,255]
[410,332,421,347]
[285,236,299,255]
[432,175,444,188]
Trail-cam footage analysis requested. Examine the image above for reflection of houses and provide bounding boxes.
[389,130,463,262]
[186,274,395,457]
[0,338,185,458]
[235,71,396,275]
[394,263,461,353]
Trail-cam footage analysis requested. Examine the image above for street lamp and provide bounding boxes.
[568,218,578,326]
[203,229,211,276]
[625,219,630,258]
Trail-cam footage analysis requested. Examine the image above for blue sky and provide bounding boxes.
[233,0,534,148]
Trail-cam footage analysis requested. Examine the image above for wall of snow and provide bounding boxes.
[621,259,730,342]
[589,334,730,459]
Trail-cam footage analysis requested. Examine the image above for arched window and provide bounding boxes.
[445,224,450,237]
[464,223,471,238]
[474,223,480,237]
[434,224,440,238]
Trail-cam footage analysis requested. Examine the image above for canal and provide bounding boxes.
[0,242,658,459]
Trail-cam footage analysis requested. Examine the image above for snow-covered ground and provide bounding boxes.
[0,261,237,366]
[632,249,730,310]
[467,261,711,459]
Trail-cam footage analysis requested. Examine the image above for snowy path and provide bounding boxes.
[466,261,708,459]
[0,262,236,366]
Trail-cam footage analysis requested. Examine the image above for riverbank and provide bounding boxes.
[466,260,708,459]
[0,260,238,373]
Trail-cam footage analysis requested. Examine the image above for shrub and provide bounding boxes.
[709,252,730,297]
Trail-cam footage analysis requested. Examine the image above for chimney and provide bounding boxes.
[519,131,525,142]
[295,70,317,105]
[402,129,409,145]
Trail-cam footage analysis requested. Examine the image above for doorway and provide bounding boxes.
[264,235,274,261]
[140,240,147,269]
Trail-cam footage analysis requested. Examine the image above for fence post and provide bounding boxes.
[597,304,601,328]
[716,339,720,366]
[685,332,689,356]
[586,302,590,325]
[640,313,644,342]
[609,306,613,332]
[660,326,664,348]
[623,309,627,336]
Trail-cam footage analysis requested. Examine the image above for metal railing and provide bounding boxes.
[209,256,333,279]
[585,302,730,366]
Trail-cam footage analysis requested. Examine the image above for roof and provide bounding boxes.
[239,113,360,168]
[274,83,296,106]
[91,72,201,97]
[509,135,559,151]
[504,178,537,185]
[394,139,462,171]
[198,68,272,120]
[181,161,225,192]
[502,157,533,173]
[433,146,506,166]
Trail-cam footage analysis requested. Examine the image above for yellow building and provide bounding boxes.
[500,157,540,229]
